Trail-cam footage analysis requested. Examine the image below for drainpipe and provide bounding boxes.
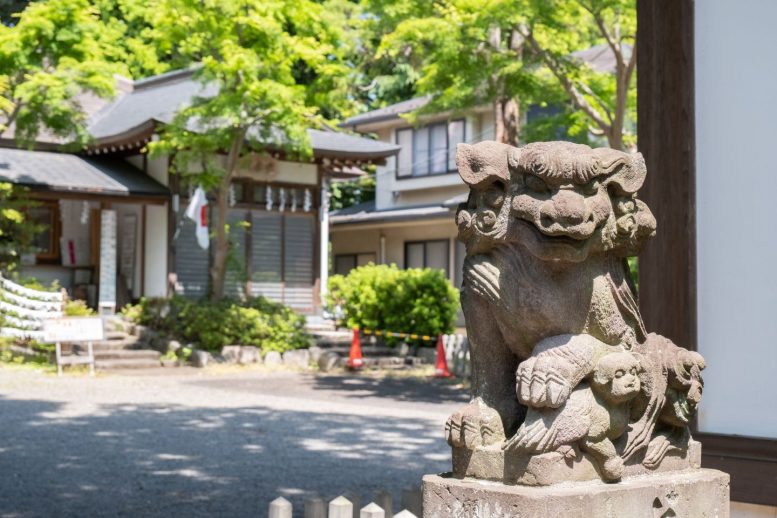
[319,179,330,302]
[380,234,386,264]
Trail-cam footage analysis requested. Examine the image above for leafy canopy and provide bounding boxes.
[147,0,357,181]
[0,0,123,147]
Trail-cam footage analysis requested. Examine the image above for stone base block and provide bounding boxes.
[423,469,729,518]
[452,440,701,486]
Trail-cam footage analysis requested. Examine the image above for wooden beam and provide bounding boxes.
[636,0,696,351]
[637,0,777,508]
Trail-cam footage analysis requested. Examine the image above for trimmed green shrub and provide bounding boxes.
[327,264,459,339]
[64,300,94,316]
[122,296,309,353]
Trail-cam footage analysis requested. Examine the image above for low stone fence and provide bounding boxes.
[268,488,423,518]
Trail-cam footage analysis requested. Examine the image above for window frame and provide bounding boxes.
[333,252,377,276]
[403,239,450,276]
[27,201,61,263]
[394,118,466,180]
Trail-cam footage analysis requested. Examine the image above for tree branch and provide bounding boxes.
[520,27,612,134]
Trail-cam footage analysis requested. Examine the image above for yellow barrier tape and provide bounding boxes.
[360,328,437,342]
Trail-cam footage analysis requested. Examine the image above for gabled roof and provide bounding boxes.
[0,147,168,198]
[86,68,399,161]
[330,199,452,226]
[341,96,431,128]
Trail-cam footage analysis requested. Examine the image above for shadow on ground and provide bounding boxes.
[185,372,470,408]
[0,392,453,517]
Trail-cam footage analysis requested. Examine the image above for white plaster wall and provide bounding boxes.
[143,204,168,297]
[332,219,458,282]
[695,0,777,437]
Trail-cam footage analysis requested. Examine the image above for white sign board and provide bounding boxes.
[99,210,117,307]
[43,317,105,343]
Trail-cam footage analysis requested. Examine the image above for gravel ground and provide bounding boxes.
[0,365,468,517]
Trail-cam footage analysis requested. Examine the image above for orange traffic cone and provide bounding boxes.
[434,334,451,377]
[347,327,364,369]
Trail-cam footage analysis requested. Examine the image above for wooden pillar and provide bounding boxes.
[636,0,696,351]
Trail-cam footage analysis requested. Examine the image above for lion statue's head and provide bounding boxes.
[456,141,657,262]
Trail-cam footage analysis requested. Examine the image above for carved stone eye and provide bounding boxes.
[524,174,548,193]
[615,369,625,378]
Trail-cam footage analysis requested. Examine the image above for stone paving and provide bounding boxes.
[0,366,468,517]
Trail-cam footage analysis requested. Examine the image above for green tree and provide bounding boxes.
[517,0,637,150]
[0,183,39,271]
[0,0,121,148]
[148,0,355,300]
[329,171,376,211]
[363,0,636,150]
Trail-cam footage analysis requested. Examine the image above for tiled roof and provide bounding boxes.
[330,200,452,226]
[0,148,168,197]
[88,69,215,140]
[341,97,431,128]
[87,69,398,159]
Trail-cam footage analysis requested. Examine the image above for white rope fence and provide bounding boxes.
[0,274,64,341]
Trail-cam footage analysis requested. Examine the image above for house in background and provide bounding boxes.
[330,99,493,287]
[0,68,398,314]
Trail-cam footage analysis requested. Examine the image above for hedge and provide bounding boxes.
[327,264,459,339]
[123,296,310,353]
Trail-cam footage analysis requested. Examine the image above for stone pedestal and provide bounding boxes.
[423,469,729,518]
[452,440,702,486]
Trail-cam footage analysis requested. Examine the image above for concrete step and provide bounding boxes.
[87,337,141,351]
[95,358,162,370]
[312,330,353,346]
[93,350,161,361]
[105,330,129,340]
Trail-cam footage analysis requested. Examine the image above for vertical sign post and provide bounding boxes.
[98,209,117,315]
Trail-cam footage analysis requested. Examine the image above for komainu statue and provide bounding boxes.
[447,140,706,484]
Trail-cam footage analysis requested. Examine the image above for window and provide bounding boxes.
[334,253,376,276]
[404,240,449,276]
[27,203,59,262]
[395,119,466,178]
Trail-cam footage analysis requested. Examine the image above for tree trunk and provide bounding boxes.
[209,177,231,300]
[494,97,521,146]
[209,128,246,301]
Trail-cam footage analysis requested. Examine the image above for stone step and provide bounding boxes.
[93,349,161,361]
[87,337,141,351]
[95,358,162,370]
[105,330,129,340]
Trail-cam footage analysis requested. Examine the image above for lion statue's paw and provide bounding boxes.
[446,400,505,449]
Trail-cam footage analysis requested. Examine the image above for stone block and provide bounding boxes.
[221,345,241,364]
[422,469,729,518]
[452,439,702,486]
[167,340,182,354]
[308,346,323,363]
[264,351,282,366]
[416,348,436,364]
[238,346,261,364]
[282,349,310,369]
[318,351,340,372]
[191,350,212,368]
